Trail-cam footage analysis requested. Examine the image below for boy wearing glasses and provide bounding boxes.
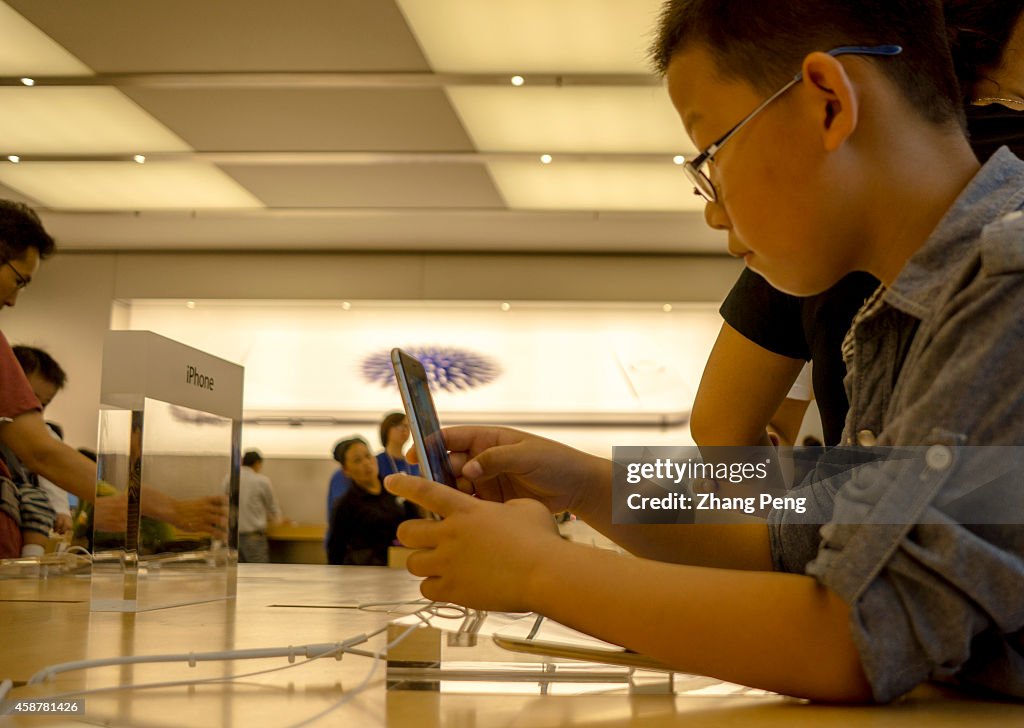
[384,0,1024,703]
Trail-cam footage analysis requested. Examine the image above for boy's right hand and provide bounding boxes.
[416,426,609,515]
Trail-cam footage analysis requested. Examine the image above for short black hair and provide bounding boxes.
[650,0,964,128]
[379,411,406,448]
[332,437,369,467]
[242,450,263,467]
[12,345,67,389]
[944,0,1024,100]
[0,200,56,262]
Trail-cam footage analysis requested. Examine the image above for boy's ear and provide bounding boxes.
[801,52,859,152]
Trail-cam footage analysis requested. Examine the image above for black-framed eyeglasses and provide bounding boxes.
[5,260,31,290]
[683,44,903,203]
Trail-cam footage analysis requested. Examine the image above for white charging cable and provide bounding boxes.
[285,607,434,728]
[26,634,372,685]
[2,600,444,726]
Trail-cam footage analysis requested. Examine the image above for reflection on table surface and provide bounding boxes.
[2,564,1022,727]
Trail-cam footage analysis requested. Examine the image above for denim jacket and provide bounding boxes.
[769,148,1024,702]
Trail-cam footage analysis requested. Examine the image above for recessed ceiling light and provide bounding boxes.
[540,154,552,164]
[341,301,352,310]
[510,75,524,86]
[673,155,685,165]
[500,302,511,311]
[7,155,19,163]
[662,303,673,313]
[19,78,34,87]
[133,154,146,164]
[186,301,196,309]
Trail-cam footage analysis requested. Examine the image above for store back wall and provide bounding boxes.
[2,250,742,454]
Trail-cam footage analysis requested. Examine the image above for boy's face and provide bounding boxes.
[666,45,857,295]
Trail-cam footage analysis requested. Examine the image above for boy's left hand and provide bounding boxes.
[386,473,564,612]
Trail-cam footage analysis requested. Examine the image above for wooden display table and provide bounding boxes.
[1,564,1022,726]
[266,523,327,564]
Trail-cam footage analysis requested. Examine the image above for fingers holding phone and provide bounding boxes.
[437,425,612,515]
[391,349,611,517]
[386,472,563,612]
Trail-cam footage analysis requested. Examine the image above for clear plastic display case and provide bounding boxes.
[89,331,243,612]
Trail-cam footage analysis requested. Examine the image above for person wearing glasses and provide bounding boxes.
[0,201,58,557]
[690,0,1024,451]
[382,0,1024,705]
[0,200,228,558]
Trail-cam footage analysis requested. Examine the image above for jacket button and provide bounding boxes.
[925,444,953,471]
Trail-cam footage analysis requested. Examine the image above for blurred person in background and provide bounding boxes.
[376,411,420,479]
[6,346,73,535]
[324,437,353,549]
[0,200,227,559]
[234,449,285,563]
[327,437,417,566]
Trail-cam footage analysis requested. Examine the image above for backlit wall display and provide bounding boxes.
[117,300,721,455]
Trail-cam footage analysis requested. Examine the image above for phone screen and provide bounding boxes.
[391,348,458,488]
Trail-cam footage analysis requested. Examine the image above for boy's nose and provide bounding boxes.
[704,198,731,231]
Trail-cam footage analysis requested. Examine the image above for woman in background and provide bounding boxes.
[376,411,420,479]
[323,438,353,551]
[327,437,418,566]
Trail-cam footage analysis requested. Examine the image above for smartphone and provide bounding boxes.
[391,348,458,488]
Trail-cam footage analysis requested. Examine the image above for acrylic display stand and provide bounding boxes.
[89,331,243,612]
[385,610,679,697]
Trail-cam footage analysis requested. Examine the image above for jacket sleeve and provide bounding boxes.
[771,256,1024,702]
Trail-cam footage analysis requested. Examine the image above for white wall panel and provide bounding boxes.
[4,252,740,456]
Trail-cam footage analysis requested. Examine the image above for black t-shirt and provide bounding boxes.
[718,106,1024,446]
[326,479,418,566]
[965,103,1024,162]
[720,269,879,445]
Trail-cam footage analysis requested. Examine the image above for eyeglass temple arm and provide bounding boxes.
[695,44,902,164]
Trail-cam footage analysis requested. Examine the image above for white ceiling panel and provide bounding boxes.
[0,87,191,154]
[0,180,34,204]
[220,163,504,209]
[0,162,263,210]
[447,86,692,154]
[0,0,729,256]
[0,2,92,76]
[488,161,705,212]
[396,0,664,73]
